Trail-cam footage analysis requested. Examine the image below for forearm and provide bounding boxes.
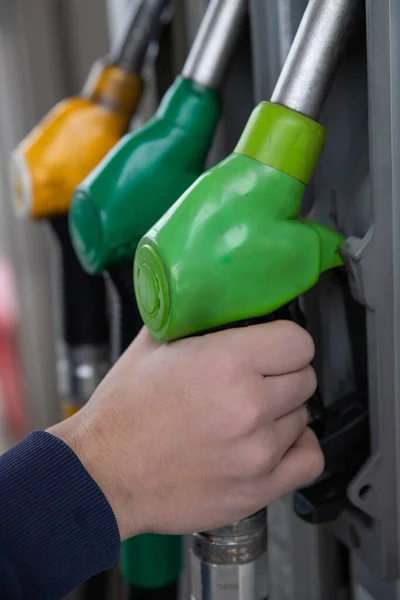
[0,431,120,599]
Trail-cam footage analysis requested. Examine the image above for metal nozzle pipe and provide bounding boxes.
[182,0,247,91]
[110,0,171,73]
[271,0,361,120]
[191,510,268,600]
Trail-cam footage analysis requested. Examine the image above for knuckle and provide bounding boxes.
[244,442,269,477]
[304,435,325,481]
[202,345,224,372]
[219,391,260,440]
[249,455,268,478]
[298,330,315,364]
[304,365,318,397]
[232,399,262,437]
[297,405,309,431]
[214,346,245,380]
[263,436,280,469]
[282,321,315,363]
[291,366,317,404]
[309,444,325,479]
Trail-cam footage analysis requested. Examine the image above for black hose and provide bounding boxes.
[108,265,143,355]
[50,215,111,600]
[51,216,109,346]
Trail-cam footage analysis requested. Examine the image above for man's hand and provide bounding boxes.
[49,322,323,541]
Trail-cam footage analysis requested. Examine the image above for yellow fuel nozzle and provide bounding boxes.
[11,0,170,220]
[11,61,143,220]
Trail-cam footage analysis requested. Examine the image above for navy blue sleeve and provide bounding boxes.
[0,430,121,600]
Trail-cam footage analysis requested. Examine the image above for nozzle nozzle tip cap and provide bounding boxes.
[134,243,170,335]
[10,151,33,219]
[69,190,105,274]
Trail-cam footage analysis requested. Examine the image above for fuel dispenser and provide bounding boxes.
[133,1,363,598]
[69,1,247,597]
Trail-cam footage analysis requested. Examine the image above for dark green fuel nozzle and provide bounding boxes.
[69,76,221,274]
[69,0,247,276]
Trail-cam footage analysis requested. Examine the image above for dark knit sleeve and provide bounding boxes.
[0,430,121,599]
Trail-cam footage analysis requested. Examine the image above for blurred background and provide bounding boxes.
[0,0,115,442]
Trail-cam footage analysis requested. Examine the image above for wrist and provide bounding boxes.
[47,413,137,541]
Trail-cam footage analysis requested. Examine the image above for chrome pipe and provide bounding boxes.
[271,0,361,120]
[191,510,269,600]
[110,0,171,72]
[182,0,247,91]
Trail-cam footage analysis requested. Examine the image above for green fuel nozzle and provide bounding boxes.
[134,102,344,341]
[134,0,361,343]
[70,77,221,274]
[69,0,247,275]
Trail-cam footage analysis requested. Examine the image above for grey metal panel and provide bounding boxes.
[268,497,348,600]
[320,1,400,590]
[351,554,400,600]
[292,0,400,595]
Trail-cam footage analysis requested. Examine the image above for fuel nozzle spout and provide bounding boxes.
[271,0,361,120]
[85,0,172,106]
[191,511,269,600]
[182,0,247,91]
[109,0,171,74]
